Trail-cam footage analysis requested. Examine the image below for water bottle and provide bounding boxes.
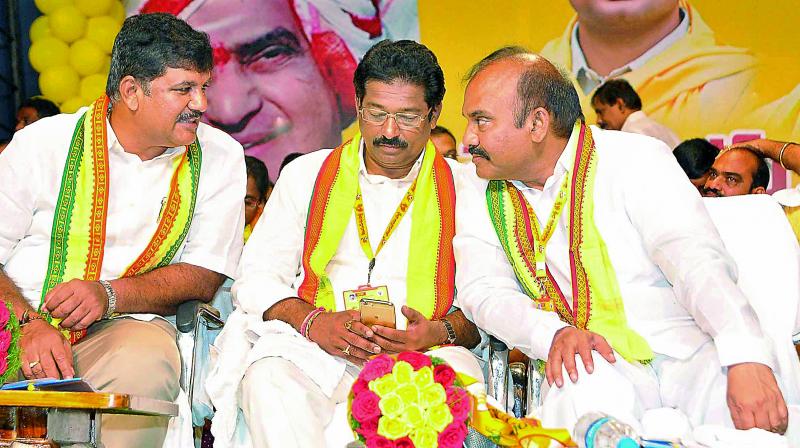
[573,412,640,448]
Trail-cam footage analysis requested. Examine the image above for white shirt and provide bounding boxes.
[454,126,773,369]
[621,110,681,149]
[0,110,246,313]
[571,9,690,94]
[235,142,461,330]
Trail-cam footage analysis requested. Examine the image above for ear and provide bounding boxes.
[752,186,767,194]
[428,104,443,129]
[118,75,142,111]
[528,107,550,143]
[614,98,627,111]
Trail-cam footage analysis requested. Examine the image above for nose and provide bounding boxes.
[189,88,208,114]
[705,175,723,191]
[205,63,260,133]
[379,115,401,139]
[462,122,479,148]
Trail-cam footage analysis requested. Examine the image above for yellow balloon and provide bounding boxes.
[107,1,125,24]
[86,16,120,54]
[49,5,87,43]
[69,39,105,76]
[60,96,89,114]
[28,37,69,73]
[101,56,111,74]
[29,16,51,43]
[39,66,80,103]
[75,0,112,17]
[33,0,72,15]
[80,73,107,103]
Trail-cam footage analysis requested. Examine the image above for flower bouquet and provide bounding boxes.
[0,301,21,385]
[348,351,471,448]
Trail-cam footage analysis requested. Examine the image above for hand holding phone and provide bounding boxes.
[360,298,396,329]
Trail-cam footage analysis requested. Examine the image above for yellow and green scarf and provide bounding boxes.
[297,133,455,320]
[41,96,202,343]
[487,121,652,362]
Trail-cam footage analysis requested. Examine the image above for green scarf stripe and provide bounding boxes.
[40,115,87,305]
[160,141,203,266]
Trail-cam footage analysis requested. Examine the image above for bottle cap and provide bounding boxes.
[617,437,639,448]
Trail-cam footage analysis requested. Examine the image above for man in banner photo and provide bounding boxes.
[0,14,245,448]
[455,47,796,440]
[205,40,483,448]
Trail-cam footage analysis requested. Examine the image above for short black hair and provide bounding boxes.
[20,97,60,118]
[106,13,212,102]
[592,79,642,110]
[465,46,584,139]
[735,147,770,190]
[354,40,445,111]
[673,138,719,179]
[245,156,271,198]
[431,125,455,141]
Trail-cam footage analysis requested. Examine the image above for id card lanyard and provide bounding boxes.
[528,175,570,279]
[353,177,418,285]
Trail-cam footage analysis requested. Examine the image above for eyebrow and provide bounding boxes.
[236,27,303,62]
[719,171,743,181]
[466,110,489,118]
[363,101,426,114]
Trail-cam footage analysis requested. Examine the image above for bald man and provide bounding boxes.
[702,148,769,198]
[455,46,794,440]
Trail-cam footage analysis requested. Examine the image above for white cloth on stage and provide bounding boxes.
[621,110,681,149]
[206,144,483,447]
[454,126,793,436]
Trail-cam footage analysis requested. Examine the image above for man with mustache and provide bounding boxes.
[701,147,769,198]
[205,40,482,447]
[455,47,793,439]
[0,13,245,447]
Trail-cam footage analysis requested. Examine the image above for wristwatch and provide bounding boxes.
[19,309,46,327]
[98,280,117,319]
[441,318,456,345]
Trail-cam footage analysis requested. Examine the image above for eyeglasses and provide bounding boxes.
[358,107,430,130]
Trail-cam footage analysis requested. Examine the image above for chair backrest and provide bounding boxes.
[703,195,800,403]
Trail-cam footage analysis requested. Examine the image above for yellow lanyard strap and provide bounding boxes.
[528,175,569,278]
[354,178,417,284]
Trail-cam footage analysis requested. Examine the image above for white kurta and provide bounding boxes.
[207,144,482,447]
[0,110,246,447]
[454,126,785,435]
[621,110,682,150]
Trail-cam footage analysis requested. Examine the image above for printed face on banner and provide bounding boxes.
[569,0,679,30]
[186,0,343,174]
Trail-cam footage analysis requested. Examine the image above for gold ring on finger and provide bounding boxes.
[28,361,40,369]
[344,320,353,331]
[342,344,351,356]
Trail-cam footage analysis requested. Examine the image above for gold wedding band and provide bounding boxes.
[344,320,353,331]
[342,345,351,356]
[28,361,40,369]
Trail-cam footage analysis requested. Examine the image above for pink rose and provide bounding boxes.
[366,435,394,448]
[360,354,395,382]
[352,378,369,396]
[438,421,468,448]
[394,436,413,448]
[351,390,381,422]
[0,304,9,328]
[397,351,431,370]
[433,363,456,388]
[356,417,379,438]
[0,356,7,376]
[0,330,11,354]
[446,387,471,422]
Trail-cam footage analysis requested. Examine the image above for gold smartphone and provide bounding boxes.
[360,298,396,328]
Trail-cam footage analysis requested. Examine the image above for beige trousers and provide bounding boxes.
[73,318,181,448]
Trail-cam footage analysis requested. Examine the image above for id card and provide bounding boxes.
[343,285,390,310]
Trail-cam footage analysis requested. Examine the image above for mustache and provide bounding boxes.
[373,136,408,149]
[177,110,203,123]
[702,187,722,197]
[467,145,490,160]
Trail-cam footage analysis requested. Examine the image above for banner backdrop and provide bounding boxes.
[127,0,799,188]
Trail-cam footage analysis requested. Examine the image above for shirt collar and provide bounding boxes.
[571,8,689,94]
[623,110,648,127]
[358,139,425,184]
[106,118,186,160]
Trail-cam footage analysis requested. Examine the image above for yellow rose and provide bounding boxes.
[410,428,439,448]
[370,375,399,398]
[395,383,420,406]
[425,403,454,432]
[414,366,434,389]
[392,360,415,384]
[377,416,411,440]
[403,403,425,428]
[379,393,405,419]
[420,383,447,408]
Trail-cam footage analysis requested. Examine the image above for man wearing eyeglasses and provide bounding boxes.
[205,40,483,447]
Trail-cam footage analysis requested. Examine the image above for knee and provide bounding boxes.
[241,357,297,401]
